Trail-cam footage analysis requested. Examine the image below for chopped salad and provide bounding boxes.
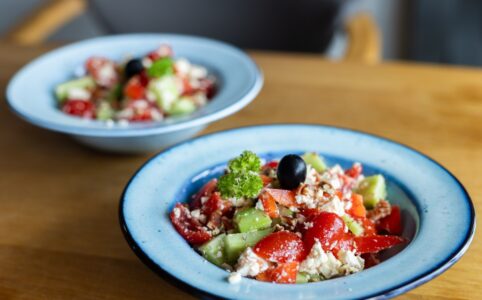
[170,151,406,284]
[55,45,216,125]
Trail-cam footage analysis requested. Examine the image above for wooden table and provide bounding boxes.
[0,43,480,299]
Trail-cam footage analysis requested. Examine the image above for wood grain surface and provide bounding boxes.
[0,43,480,299]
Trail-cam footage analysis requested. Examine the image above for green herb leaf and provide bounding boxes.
[147,58,174,78]
[218,151,263,199]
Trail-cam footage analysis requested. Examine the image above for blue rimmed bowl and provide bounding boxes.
[6,34,263,153]
[119,124,475,299]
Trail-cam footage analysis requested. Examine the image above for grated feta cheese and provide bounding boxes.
[228,272,242,284]
[338,249,365,275]
[175,58,191,76]
[235,247,269,277]
[255,200,265,211]
[305,165,319,185]
[173,207,181,219]
[319,196,345,217]
[299,240,342,279]
[67,87,91,100]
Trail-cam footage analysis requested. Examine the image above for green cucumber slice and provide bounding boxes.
[198,234,226,267]
[224,228,273,264]
[167,98,196,116]
[342,215,364,236]
[55,76,95,102]
[234,207,272,233]
[302,152,327,173]
[148,76,180,111]
[296,272,310,284]
[356,175,387,208]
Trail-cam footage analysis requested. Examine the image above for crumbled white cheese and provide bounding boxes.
[305,165,319,185]
[235,247,269,277]
[299,240,342,279]
[319,196,345,217]
[173,207,181,219]
[255,200,265,211]
[191,209,201,219]
[190,65,208,78]
[200,196,209,204]
[97,64,116,86]
[228,197,251,208]
[67,87,91,100]
[175,58,191,76]
[228,272,242,284]
[338,249,365,275]
[132,100,149,110]
[304,222,314,230]
[320,165,344,190]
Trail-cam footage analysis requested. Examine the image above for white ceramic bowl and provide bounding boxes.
[6,34,263,153]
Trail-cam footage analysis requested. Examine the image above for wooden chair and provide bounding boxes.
[4,0,381,63]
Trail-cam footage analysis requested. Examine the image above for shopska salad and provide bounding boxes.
[55,45,216,125]
[170,151,406,284]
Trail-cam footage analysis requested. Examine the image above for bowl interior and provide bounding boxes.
[121,125,474,300]
[7,34,262,137]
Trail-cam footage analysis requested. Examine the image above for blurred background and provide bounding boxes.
[1,0,481,66]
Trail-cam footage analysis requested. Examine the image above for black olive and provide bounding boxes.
[125,58,144,78]
[277,154,307,189]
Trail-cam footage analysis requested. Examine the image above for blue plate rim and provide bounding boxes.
[5,33,263,137]
[119,123,476,299]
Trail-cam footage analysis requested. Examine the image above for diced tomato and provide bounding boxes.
[259,191,279,218]
[256,262,298,284]
[202,192,232,216]
[262,161,279,170]
[254,231,306,263]
[181,77,195,96]
[85,56,118,87]
[347,193,366,218]
[377,205,402,235]
[361,253,380,268]
[355,217,376,236]
[354,235,405,254]
[62,99,95,119]
[199,78,216,99]
[138,70,150,87]
[345,163,362,178]
[124,76,145,99]
[147,44,173,60]
[303,212,346,252]
[262,188,298,208]
[170,203,212,245]
[190,179,217,209]
[333,233,355,254]
[299,208,321,222]
[260,175,273,187]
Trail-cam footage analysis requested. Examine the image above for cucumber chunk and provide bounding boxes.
[302,152,327,173]
[148,76,180,111]
[198,234,226,267]
[224,228,273,264]
[96,102,115,121]
[356,175,387,208]
[342,215,364,236]
[234,207,272,233]
[167,98,196,116]
[55,76,95,102]
[296,272,310,284]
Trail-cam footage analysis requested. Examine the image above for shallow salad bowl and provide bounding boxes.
[119,124,475,299]
[6,34,263,153]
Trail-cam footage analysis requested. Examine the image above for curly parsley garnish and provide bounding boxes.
[218,151,263,199]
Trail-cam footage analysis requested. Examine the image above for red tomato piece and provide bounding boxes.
[62,99,95,119]
[147,44,173,60]
[202,192,232,216]
[260,175,273,187]
[170,203,211,245]
[190,179,217,209]
[259,190,279,218]
[256,261,299,284]
[354,217,377,236]
[303,212,346,252]
[333,233,355,254]
[199,78,216,99]
[345,163,362,178]
[254,231,306,263]
[181,77,195,96]
[354,235,405,254]
[262,161,279,170]
[262,188,298,208]
[361,253,380,268]
[347,193,366,218]
[85,56,118,87]
[377,205,403,235]
[124,76,145,99]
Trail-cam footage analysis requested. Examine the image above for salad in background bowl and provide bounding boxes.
[7,34,262,153]
[119,124,475,299]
